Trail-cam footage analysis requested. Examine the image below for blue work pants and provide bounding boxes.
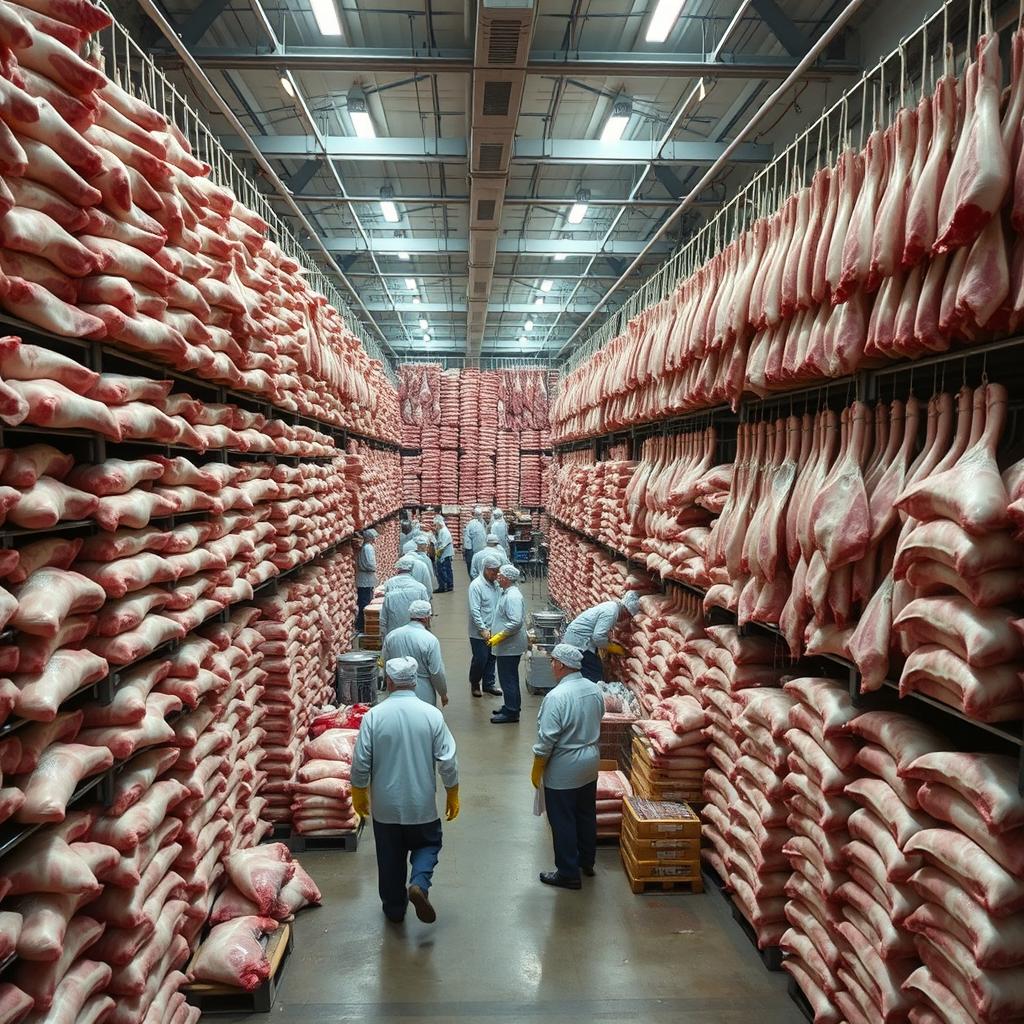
[544,780,598,881]
[371,818,443,921]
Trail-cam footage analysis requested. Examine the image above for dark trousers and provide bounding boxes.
[463,549,474,575]
[580,649,604,683]
[544,780,598,881]
[469,637,496,689]
[437,557,453,592]
[355,586,374,632]
[496,654,522,718]
[371,818,443,921]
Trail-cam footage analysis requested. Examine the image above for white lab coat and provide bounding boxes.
[382,621,448,706]
[380,574,430,636]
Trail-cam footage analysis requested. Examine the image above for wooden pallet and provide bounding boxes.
[620,850,704,895]
[184,924,293,1013]
[262,822,292,843]
[287,828,359,853]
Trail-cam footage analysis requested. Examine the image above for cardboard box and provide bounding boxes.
[622,795,701,839]
[621,845,701,881]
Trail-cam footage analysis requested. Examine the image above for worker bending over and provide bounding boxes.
[382,599,449,707]
[562,591,641,682]
[379,556,430,637]
[352,656,460,924]
[469,533,508,579]
[531,644,603,889]
[488,564,527,724]
[467,553,504,698]
[462,507,487,575]
[433,514,455,593]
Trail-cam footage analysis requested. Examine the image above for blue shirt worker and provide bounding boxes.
[562,591,641,682]
[355,528,378,633]
[462,507,487,575]
[410,536,437,593]
[469,534,508,579]
[487,563,527,724]
[531,643,604,890]
[351,655,459,925]
[382,600,449,708]
[433,514,455,593]
[491,509,510,549]
[466,553,504,698]
[379,556,430,637]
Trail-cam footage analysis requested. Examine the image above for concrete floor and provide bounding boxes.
[229,564,798,1023]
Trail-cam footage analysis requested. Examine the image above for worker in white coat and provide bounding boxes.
[469,533,508,579]
[379,556,431,637]
[462,507,487,576]
[530,644,604,889]
[467,553,504,698]
[487,564,527,723]
[351,655,459,925]
[491,509,510,550]
[433,514,454,593]
[410,534,437,592]
[562,591,641,682]
[355,528,378,633]
[382,600,449,708]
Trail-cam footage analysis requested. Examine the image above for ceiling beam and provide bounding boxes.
[291,193,725,208]
[157,46,858,79]
[177,0,231,45]
[311,236,674,256]
[365,302,593,313]
[750,0,810,57]
[220,135,771,164]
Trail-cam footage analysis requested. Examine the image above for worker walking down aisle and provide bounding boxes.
[382,599,449,707]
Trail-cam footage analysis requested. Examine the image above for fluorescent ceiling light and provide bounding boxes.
[553,253,567,261]
[419,318,429,330]
[412,297,421,305]
[311,0,342,36]
[540,279,553,292]
[525,319,534,331]
[351,110,375,139]
[646,0,685,42]
[380,201,399,223]
[534,297,544,307]
[567,202,588,225]
[600,99,632,143]
[405,278,417,290]
[423,334,431,343]
[279,74,295,98]
[398,251,410,260]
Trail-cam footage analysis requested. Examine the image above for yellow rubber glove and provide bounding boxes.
[531,755,547,789]
[351,786,370,819]
[605,642,626,656]
[445,785,460,821]
[487,630,509,648]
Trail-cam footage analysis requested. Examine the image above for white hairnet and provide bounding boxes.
[395,555,416,571]
[362,528,378,540]
[473,506,484,516]
[486,533,500,544]
[415,534,429,546]
[409,599,433,618]
[493,510,504,519]
[551,644,583,669]
[498,564,521,582]
[386,656,418,682]
[481,552,504,569]
[620,591,641,616]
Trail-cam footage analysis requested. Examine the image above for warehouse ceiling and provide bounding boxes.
[133,0,877,364]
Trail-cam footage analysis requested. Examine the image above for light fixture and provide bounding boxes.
[419,318,429,330]
[379,186,399,223]
[645,0,685,42]
[423,334,431,343]
[525,319,534,331]
[520,335,529,344]
[553,252,568,261]
[310,0,342,36]
[405,278,417,290]
[600,99,632,143]
[279,74,295,98]
[412,297,421,305]
[347,87,375,139]
[567,188,590,225]
[540,279,553,292]
[397,252,411,260]
[534,297,544,307]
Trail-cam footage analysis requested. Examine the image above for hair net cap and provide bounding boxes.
[433,514,444,525]
[386,655,418,682]
[620,591,641,616]
[551,643,583,669]
[395,555,416,571]
[486,533,500,543]
[474,506,484,515]
[362,528,378,540]
[481,552,504,569]
[498,563,521,581]
[409,599,433,618]
[494,510,504,519]
[415,534,429,545]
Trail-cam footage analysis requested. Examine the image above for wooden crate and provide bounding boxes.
[622,795,701,839]
[620,849,704,895]
[621,821,701,864]
[630,736,705,782]
[184,924,293,1013]
[630,761,703,805]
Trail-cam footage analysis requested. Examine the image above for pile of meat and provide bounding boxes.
[595,769,633,836]
[552,26,1024,444]
[344,443,402,533]
[547,525,644,620]
[291,725,360,835]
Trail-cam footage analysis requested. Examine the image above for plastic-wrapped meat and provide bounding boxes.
[191,916,279,990]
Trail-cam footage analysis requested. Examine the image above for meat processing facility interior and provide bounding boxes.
[3,0,1024,1020]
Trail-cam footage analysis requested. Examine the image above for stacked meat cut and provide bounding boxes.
[291,722,360,835]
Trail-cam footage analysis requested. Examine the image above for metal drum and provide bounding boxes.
[336,652,379,705]
[530,609,565,650]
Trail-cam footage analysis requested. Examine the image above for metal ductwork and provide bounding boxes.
[465,0,535,365]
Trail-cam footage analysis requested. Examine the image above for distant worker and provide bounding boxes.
[562,591,641,682]
[487,564,527,724]
[351,655,460,925]
[470,533,508,580]
[467,553,504,698]
[491,509,510,550]
[382,600,448,708]
[401,517,420,553]
[410,534,437,592]
[379,556,430,637]
[462,507,487,575]
[433,514,454,593]
[530,644,603,890]
[354,528,378,633]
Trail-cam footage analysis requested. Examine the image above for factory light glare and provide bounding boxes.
[534,297,544,307]
[380,200,399,223]
[310,0,342,36]
[405,278,417,290]
[646,0,685,42]
[553,252,568,261]
[525,319,534,331]
[351,110,375,139]
[419,318,429,330]
[279,74,295,98]
[540,279,553,292]
[398,251,410,260]
[567,203,587,224]
[600,99,632,143]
